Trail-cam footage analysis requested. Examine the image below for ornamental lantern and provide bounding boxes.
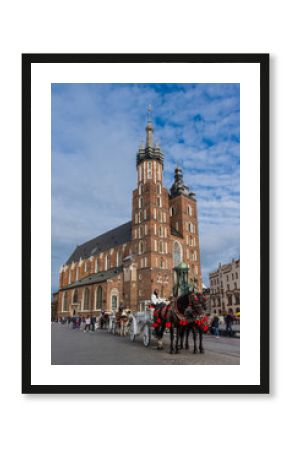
[173,262,190,297]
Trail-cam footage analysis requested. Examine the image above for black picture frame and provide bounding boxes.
[22,53,269,394]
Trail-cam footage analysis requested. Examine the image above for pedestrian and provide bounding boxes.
[211,315,220,338]
[90,316,96,332]
[225,313,233,337]
[84,316,91,333]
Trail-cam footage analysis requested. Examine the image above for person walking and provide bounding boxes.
[225,313,233,337]
[84,316,91,333]
[90,316,96,332]
[211,315,220,338]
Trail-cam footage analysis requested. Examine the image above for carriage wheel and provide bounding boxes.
[143,324,151,347]
[129,321,135,342]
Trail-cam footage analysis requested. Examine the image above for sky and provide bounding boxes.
[51,83,240,293]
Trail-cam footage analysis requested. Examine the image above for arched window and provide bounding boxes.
[138,183,144,195]
[95,258,98,273]
[173,241,182,267]
[105,255,110,270]
[83,288,90,311]
[148,161,152,179]
[96,286,103,309]
[73,289,78,304]
[110,288,119,311]
[139,241,144,254]
[62,292,68,311]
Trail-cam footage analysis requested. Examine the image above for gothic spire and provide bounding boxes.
[136,107,164,167]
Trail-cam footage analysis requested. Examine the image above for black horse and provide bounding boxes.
[179,297,209,353]
[153,293,208,354]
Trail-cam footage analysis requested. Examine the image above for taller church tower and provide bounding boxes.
[131,111,172,306]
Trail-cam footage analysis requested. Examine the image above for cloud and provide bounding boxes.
[51,83,240,292]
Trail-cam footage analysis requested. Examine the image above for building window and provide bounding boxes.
[76,267,79,281]
[117,250,122,267]
[144,209,147,220]
[154,240,157,251]
[72,289,78,304]
[163,212,166,223]
[148,161,152,179]
[62,292,68,312]
[83,288,90,311]
[160,258,164,268]
[139,241,144,254]
[187,205,192,216]
[175,222,179,231]
[144,224,148,235]
[111,291,118,311]
[144,257,147,267]
[157,183,162,194]
[227,284,230,291]
[96,286,103,309]
[189,237,193,246]
[157,196,162,207]
[105,255,110,270]
[95,259,98,273]
[159,226,163,237]
[68,270,71,284]
[234,282,237,289]
[138,197,144,208]
[188,222,194,233]
[173,241,182,267]
[84,261,88,272]
[169,207,173,217]
[236,272,238,279]
[227,275,229,281]
[138,183,143,195]
[153,208,157,219]
[135,213,138,224]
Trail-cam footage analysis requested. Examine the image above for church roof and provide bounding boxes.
[66,221,132,265]
[60,267,123,290]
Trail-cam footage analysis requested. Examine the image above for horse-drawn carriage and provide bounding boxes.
[128,300,157,347]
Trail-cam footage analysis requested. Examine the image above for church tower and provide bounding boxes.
[131,108,172,306]
[169,166,202,292]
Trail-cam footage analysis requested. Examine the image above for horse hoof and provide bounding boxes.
[175,350,179,354]
[200,349,204,354]
[193,349,197,354]
[185,345,189,350]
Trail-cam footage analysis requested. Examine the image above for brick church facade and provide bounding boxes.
[56,117,202,317]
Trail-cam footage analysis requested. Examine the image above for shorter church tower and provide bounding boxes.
[169,166,202,292]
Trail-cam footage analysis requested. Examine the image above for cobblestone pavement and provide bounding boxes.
[51,322,240,365]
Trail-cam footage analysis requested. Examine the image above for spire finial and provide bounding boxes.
[147,104,152,122]
[145,105,154,148]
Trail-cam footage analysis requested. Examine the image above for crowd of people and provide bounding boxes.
[53,314,100,332]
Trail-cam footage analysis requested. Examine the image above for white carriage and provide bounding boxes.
[128,300,155,347]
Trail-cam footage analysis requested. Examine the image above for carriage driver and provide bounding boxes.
[151,289,166,310]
